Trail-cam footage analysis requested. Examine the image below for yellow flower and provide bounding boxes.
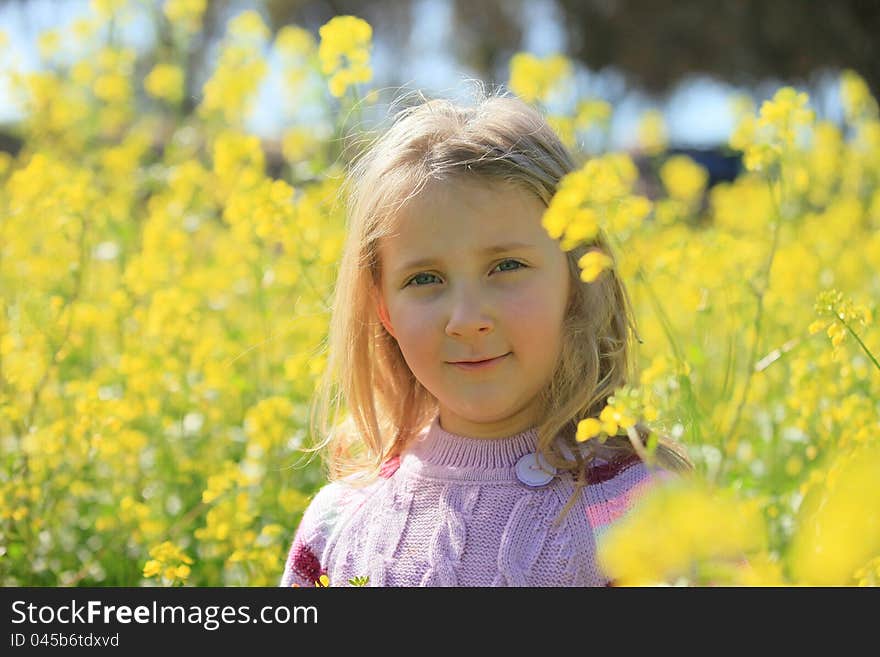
[282,127,321,163]
[143,560,162,578]
[637,110,667,156]
[93,73,130,104]
[547,115,576,149]
[789,445,880,585]
[759,87,813,136]
[808,319,828,335]
[840,69,879,123]
[164,0,206,35]
[827,322,846,347]
[37,30,61,60]
[508,52,572,104]
[606,195,652,235]
[578,250,613,283]
[228,10,270,41]
[90,0,127,19]
[144,64,184,105]
[599,404,618,435]
[660,155,709,205]
[575,99,612,130]
[318,16,373,98]
[601,400,637,434]
[576,418,602,442]
[275,25,316,57]
[198,13,269,123]
[560,208,599,251]
[598,480,766,586]
[734,86,815,175]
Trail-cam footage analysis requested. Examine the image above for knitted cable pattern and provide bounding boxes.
[419,484,481,586]
[492,488,561,586]
[363,477,417,586]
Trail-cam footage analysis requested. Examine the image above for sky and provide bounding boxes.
[0,0,848,151]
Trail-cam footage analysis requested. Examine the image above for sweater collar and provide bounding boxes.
[405,413,541,470]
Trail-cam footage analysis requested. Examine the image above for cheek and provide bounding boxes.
[388,303,438,352]
[503,282,568,344]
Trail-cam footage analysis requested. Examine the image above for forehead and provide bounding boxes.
[381,178,549,256]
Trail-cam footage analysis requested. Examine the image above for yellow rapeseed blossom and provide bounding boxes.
[637,109,667,156]
[275,25,316,57]
[143,560,162,578]
[575,99,612,131]
[576,417,602,443]
[281,126,321,163]
[164,0,207,35]
[547,115,576,150]
[576,387,650,445]
[598,480,766,586]
[244,396,296,451]
[542,152,643,251]
[854,555,880,586]
[660,155,709,206]
[91,0,128,19]
[732,86,815,175]
[228,9,270,41]
[599,401,636,436]
[37,30,61,60]
[143,541,194,585]
[809,289,876,367]
[788,445,880,585]
[144,63,184,105]
[211,130,265,193]
[198,12,269,124]
[840,69,878,124]
[578,250,613,282]
[318,16,372,98]
[508,52,572,104]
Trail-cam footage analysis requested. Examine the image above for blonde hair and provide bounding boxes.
[301,83,692,523]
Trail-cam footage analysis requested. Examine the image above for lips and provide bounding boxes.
[448,353,511,372]
[451,353,509,364]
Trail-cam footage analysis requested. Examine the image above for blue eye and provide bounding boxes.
[496,259,525,272]
[407,272,440,287]
[404,259,526,287]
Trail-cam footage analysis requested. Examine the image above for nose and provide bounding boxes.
[444,285,495,338]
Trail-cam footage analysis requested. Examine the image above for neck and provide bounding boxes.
[405,413,540,470]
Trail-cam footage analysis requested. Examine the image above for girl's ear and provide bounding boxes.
[374,289,396,339]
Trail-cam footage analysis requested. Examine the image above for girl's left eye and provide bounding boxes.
[495,259,525,273]
[405,259,526,287]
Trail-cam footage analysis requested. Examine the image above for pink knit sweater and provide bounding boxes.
[280,413,669,587]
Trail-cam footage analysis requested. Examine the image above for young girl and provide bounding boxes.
[279,87,692,587]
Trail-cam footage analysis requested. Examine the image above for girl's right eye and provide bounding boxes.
[405,272,440,287]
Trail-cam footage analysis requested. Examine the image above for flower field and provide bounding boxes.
[1,2,878,586]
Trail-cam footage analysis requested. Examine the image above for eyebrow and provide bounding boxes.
[394,242,537,274]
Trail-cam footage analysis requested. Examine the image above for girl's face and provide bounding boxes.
[376,177,571,439]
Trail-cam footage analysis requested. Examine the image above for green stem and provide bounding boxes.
[720,178,783,469]
[608,231,685,365]
[633,265,685,364]
[839,317,880,372]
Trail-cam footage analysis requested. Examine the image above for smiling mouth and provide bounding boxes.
[449,353,510,368]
